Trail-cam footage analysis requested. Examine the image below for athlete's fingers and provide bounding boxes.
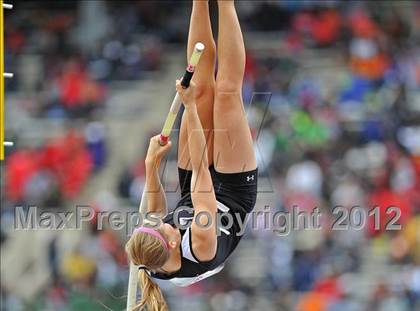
[157,141,172,157]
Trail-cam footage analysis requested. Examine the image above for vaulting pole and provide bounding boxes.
[126,42,204,310]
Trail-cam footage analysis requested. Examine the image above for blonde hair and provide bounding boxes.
[125,228,170,311]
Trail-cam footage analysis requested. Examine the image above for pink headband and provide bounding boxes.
[134,227,169,251]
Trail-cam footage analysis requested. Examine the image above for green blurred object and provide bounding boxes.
[290,110,329,146]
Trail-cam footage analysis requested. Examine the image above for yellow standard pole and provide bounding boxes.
[0,0,4,160]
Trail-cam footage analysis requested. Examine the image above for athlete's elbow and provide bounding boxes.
[193,236,217,262]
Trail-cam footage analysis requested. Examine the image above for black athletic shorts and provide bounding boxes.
[177,165,258,219]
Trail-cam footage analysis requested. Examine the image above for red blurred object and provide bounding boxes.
[313,276,343,301]
[5,131,93,202]
[41,131,93,199]
[349,9,379,38]
[368,188,412,236]
[293,9,341,46]
[311,10,341,45]
[60,147,93,199]
[57,61,106,109]
[245,52,257,83]
[6,150,41,201]
[58,62,87,108]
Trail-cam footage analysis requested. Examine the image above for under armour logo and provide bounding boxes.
[247,175,255,182]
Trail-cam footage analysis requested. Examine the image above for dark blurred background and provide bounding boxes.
[1,1,419,310]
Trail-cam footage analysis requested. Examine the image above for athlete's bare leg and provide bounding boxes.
[178,0,216,170]
[214,0,257,173]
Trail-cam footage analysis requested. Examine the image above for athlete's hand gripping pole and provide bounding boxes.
[159,42,205,146]
[126,42,205,311]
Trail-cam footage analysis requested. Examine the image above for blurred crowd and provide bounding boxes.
[236,3,420,310]
[4,1,166,120]
[1,1,420,311]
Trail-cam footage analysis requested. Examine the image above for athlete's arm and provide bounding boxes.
[176,80,217,261]
[143,135,172,217]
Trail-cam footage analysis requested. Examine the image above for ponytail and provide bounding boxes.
[126,229,170,311]
[132,269,168,311]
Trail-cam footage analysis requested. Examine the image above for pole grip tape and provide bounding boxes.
[159,134,169,146]
[181,69,194,88]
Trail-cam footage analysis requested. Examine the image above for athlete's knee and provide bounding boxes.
[194,83,214,100]
[214,85,243,114]
[215,80,241,97]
